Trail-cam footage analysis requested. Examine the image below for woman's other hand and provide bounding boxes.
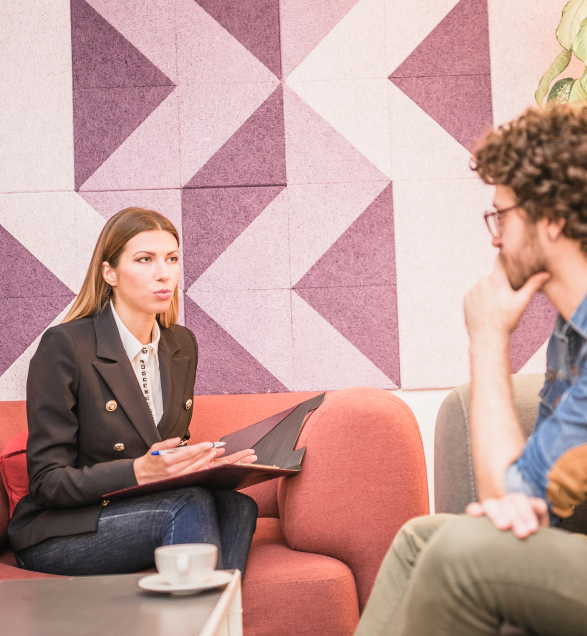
[134,437,220,485]
[210,448,257,468]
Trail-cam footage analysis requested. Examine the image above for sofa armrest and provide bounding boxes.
[277,387,429,611]
[434,373,544,514]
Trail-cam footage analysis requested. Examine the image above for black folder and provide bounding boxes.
[103,393,325,501]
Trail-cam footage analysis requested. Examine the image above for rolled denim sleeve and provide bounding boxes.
[511,368,587,519]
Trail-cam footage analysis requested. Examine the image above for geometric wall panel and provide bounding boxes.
[390,0,493,151]
[71,0,174,189]
[510,294,557,374]
[1,0,564,399]
[182,186,284,289]
[0,226,75,376]
[279,0,360,78]
[195,0,282,77]
[186,85,286,188]
[295,185,399,384]
[185,297,288,394]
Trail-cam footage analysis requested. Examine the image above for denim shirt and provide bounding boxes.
[504,292,587,522]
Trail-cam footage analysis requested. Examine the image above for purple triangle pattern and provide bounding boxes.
[195,0,281,77]
[510,293,557,373]
[0,226,75,375]
[182,186,284,288]
[294,184,400,383]
[389,0,492,150]
[186,85,286,188]
[71,0,175,189]
[185,297,288,394]
[71,0,174,88]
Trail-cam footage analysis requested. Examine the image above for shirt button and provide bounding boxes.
[142,348,148,354]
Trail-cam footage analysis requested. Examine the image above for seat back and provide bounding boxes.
[278,387,429,611]
[434,373,543,514]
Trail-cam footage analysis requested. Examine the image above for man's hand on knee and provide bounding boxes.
[466,493,549,539]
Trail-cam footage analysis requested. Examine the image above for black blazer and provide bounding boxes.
[8,304,198,552]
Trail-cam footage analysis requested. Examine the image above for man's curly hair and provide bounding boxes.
[472,104,587,253]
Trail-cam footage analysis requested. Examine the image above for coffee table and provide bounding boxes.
[0,569,242,636]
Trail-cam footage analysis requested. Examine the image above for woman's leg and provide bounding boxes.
[213,490,258,575]
[16,487,224,576]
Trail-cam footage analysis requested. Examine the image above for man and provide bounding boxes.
[355,105,587,636]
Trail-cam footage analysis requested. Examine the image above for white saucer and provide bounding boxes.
[138,570,233,595]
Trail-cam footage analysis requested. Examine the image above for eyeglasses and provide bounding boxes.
[483,204,519,238]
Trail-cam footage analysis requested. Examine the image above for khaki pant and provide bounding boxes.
[355,514,587,636]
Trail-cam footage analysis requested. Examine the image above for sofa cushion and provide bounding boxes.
[0,430,29,517]
[243,518,359,636]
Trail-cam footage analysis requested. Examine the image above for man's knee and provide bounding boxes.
[416,515,504,584]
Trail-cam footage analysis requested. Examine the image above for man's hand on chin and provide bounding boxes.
[464,257,551,343]
[466,493,550,539]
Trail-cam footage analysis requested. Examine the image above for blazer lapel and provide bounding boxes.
[92,305,161,448]
[156,329,190,440]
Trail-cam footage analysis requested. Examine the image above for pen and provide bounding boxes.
[151,442,225,456]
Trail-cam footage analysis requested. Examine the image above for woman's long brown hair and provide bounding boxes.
[63,208,180,328]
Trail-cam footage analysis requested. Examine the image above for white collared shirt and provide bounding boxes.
[110,301,163,425]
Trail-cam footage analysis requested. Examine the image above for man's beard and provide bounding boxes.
[499,226,547,291]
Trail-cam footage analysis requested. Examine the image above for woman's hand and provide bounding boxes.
[134,437,219,485]
[133,438,258,485]
[210,448,257,468]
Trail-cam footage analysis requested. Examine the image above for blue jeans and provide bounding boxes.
[15,488,258,577]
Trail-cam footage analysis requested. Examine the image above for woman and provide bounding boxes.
[8,208,258,576]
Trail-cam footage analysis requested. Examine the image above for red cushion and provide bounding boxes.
[243,519,359,636]
[0,430,29,517]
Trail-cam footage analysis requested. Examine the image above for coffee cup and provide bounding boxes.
[155,544,217,586]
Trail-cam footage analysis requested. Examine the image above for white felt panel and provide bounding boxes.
[0,0,74,192]
[291,292,396,391]
[393,178,495,389]
[186,288,294,389]
[189,188,290,291]
[287,79,392,179]
[286,0,387,82]
[0,192,79,293]
[0,301,74,401]
[288,181,389,286]
[389,83,473,182]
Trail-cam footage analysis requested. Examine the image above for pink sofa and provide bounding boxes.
[0,387,429,636]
